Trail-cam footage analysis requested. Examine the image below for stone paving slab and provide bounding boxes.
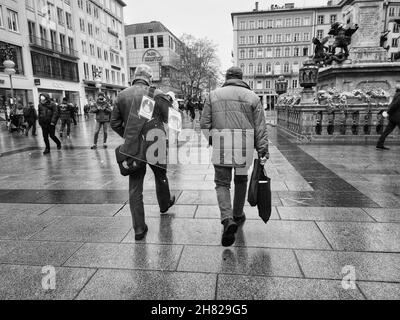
[0,203,54,216]
[64,243,183,271]
[363,208,400,222]
[295,250,400,282]
[177,246,302,277]
[41,204,124,217]
[216,275,364,300]
[0,240,83,266]
[0,213,60,240]
[194,205,280,220]
[116,204,197,218]
[277,207,374,222]
[31,216,132,243]
[0,264,96,300]
[122,217,221,246]
[358,282,400,300]
[233,220,332,250]
[316,221,400,252]
[122,217,331,250]
[76,269,217,300]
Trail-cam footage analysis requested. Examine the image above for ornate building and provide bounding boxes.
[0,0,127,112]
[231,1,341,110]
[125,21,183,96]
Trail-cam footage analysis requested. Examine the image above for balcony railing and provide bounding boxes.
[29,36,79,58]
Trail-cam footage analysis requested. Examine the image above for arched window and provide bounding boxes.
[249,63,253,74]
[294,47,299,56]
[275,48,281,57]
[274,62,281,75]
[266,62,272,74]
[285,47,290,57]
[240,64,245,72]
[284,62,290,73]
[240,50,245,59]
[257,63,263,73]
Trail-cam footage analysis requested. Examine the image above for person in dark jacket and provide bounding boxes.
[23,102,38,136]
[84,102,91,121]
[377,86,400,150]
[111,64,176,240]
[91,92,112,149]
[58,97,73,138]
[187,98,196,121]
[200,67,269,247]
[38,93,61,154]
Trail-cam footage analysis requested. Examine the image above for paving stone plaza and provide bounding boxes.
[0,114,399,300]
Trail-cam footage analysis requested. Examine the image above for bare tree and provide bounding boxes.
[178,34,221,97]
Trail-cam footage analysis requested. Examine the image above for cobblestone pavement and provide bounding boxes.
[0,114,399,300]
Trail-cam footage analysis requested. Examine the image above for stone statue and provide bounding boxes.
[312,22,359,67]
[328,22,359,61]
[380,30,390,51]
[312,36,330,66]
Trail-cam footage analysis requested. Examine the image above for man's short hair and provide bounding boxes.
[134,64,153,83]
[226,67,243,80]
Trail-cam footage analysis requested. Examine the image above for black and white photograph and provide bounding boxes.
[0,0,400,306]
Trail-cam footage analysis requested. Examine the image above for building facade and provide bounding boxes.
[125,21,183,96]
[231,2,341,110]
[0,0,127,113]
[385,1,400,60]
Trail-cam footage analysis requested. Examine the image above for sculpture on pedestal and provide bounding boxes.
[312,22,359,66]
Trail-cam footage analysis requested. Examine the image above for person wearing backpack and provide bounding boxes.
[111,64,175,240]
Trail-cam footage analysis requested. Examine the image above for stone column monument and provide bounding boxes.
[344,0,388,63]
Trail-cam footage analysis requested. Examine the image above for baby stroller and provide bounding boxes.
[8,113,27,134]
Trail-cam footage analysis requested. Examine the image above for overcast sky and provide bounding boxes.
[124,0,328,72]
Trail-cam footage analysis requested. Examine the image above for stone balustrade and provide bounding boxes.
[276,103,400,143]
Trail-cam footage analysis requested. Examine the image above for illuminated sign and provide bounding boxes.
[142,49,163,63]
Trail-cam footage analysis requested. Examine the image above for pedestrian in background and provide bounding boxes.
[111,64,175,240]
[91,92,112,149]
[24,102,37,136]
[38,93,61,155]
[58,97,73,138]
[200,66,269,247]
[377,84,400,150]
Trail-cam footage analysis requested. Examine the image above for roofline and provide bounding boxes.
[124,21,182,44]
[231,5,342,24]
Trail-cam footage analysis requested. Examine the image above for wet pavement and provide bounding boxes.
[0,114,400,300]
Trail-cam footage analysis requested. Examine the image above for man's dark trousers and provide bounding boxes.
[41,124,61,150]
[377,120,400,147]
[129,164,171,233]
[214,165,248,222]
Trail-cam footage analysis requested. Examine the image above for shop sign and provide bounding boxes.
[142,49,163,63]
[34,79,41,86]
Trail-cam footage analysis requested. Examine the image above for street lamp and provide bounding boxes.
[1,44,16,107]
[93,67,102,92]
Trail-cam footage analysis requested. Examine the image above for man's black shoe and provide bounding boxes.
[160,196,176,214]
[221,218,238,247]
[43,149,50,155]
[57,144,62,150]
[135,225,148,241]
[233,214,246,226]
[376,145,390,150]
